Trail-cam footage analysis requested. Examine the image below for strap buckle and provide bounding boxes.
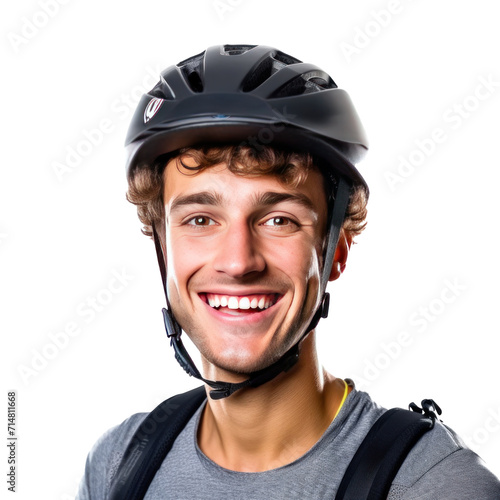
[409,399,442,428]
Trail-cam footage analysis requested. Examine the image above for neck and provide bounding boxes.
[197,333,348,472]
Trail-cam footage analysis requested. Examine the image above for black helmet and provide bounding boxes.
[125,44,368,193]
[126,45,369,400]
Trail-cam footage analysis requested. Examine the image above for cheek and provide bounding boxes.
[289,246,322,306]
[267,239,320,282]
[165,233,201,292]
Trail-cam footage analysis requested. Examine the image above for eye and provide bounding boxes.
[263,216,290,226]
[262,216,299,231]
[186,216,216,226]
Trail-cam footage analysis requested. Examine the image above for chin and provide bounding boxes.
[204,343,288,376]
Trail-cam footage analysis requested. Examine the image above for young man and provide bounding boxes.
[77,45,500,499]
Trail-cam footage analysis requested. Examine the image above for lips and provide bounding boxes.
[200,293,281,312]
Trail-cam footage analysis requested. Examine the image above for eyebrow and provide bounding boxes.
[254,192,315,211]
[168,190,316,214]
[169,192,224,213]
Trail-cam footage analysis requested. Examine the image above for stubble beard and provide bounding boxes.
[170,293,316,377]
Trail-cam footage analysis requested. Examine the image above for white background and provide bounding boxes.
[2,1,499,498]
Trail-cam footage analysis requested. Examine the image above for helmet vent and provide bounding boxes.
[185,71,203,93]
[178,52,205,93]
[223,44,257,55]
[270,73,337,98]
[241,51,303,93]
[309,77,335,88]
[149,77,175,100]
[241,57,274,92]
[272,50,302,66]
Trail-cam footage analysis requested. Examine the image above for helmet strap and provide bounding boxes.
[151,176,351,400]
[163,306,300,399]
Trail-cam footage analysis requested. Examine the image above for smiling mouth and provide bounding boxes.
[200,293,281,313]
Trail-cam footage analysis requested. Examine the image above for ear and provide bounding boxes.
[329,230,352,282]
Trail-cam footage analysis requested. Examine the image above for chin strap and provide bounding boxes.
[162,306,301,400]
[152,176,351,400]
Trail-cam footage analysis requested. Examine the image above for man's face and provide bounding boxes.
[163,156,328,378]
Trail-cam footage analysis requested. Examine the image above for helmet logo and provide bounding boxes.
[143,97,164,123]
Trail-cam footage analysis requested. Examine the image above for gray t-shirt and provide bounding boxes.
[77,386,500,499]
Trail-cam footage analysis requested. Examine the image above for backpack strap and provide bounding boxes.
[108,386,206,500]
[335,406,436,500]
[109,388,438,500]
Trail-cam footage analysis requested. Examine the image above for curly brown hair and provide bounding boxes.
[126,145,368,243]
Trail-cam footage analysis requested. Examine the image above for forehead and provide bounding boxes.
[162,156,328,212]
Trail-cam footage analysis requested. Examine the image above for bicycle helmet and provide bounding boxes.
[125,45,369,399]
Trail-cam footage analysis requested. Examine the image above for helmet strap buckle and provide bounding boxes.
[320,292,330,319]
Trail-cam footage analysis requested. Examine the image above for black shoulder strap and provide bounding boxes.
[335,407,435,500]
[108,386,206,500]
[109,390,437,500]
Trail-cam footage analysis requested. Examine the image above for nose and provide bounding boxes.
[212,221,266,278]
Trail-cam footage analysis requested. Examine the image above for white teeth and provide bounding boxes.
[228,297,239,309]
[206,294,277,310]
[239,297,250,309]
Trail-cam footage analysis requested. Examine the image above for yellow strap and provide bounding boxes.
[334,379,349,419]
